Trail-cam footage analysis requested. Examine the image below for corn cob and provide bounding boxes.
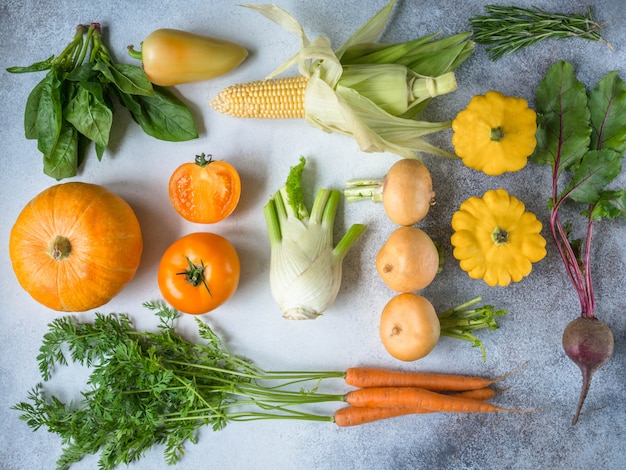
[211,75,308,119]
[211,70,458,120]
[210,1,474,158]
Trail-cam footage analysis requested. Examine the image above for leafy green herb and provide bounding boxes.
[7,23,198,180]
[531,61,626,317]
[437,297,507,362]
[115,85,198,142]
[469,5,612,61]
[14,301,345,469]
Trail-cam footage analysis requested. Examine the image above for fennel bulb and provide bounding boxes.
[264,158,366,320]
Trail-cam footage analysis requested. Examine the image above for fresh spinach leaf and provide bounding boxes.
[65,62,98,82]
[65,81,113,149]
[116,87,142,115]
[95,142,106,161]
[35,69,64,156]
[94,60,154,96]
[24,78,48,140]
[113,63,154,96]
[122,85,198,142]
[77,133,90,167]
[8,23,199,179]
[44,123,79,180]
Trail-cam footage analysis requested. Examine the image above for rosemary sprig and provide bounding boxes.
[469,5,612,60]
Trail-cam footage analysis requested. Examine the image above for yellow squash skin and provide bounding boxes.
[450,188,546,287]
[140,29,248,86]
[9,182,143,312]
[451,90,537,176]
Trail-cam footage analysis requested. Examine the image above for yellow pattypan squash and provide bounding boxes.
[451,91,537,176]
[451,188,547,287]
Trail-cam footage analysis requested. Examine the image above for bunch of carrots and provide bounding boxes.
[15,305,534,468]
[334,366,531,427]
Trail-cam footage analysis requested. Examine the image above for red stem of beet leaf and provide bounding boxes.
[550,202,595,318]
[550,135,599,320]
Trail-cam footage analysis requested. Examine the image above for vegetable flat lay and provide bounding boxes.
[1,1,625,469]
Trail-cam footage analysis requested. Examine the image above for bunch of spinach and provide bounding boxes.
[531,61,626,424]
[7,23,198,180]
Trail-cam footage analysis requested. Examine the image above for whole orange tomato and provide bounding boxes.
[158,232,240,314]
[169,153,241,223]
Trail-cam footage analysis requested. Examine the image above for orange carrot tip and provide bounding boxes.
[491,362,528,385]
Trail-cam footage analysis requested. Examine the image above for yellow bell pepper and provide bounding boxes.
[451,91,537,176]
[451,188,547,287]
[128,29,248,86]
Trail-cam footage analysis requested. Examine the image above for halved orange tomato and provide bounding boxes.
[169,153,241,223]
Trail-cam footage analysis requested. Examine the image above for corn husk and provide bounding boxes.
[242,0,474,158]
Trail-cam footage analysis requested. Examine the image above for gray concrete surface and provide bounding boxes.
[1,1,625,469]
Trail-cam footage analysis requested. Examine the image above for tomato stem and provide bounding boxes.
[177,257,212,296]
[195,153,213,167]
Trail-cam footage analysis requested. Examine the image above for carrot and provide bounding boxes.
[344,387,529,413]
[344,364,524,391]
[334,405,431,427]
[448,387,498,401]
[334,387,500,427]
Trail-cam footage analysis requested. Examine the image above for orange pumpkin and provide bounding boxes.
[9,182,143,312]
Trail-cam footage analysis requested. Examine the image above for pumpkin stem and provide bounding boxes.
[491,227,509,245]
[177,257,212,296]
[49,235,72,261]
[490,126,505,142]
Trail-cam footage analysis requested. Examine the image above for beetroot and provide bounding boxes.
[562,317,615,425]
[531,62,625,424]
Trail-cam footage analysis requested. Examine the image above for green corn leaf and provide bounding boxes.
[340,33,439,65]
